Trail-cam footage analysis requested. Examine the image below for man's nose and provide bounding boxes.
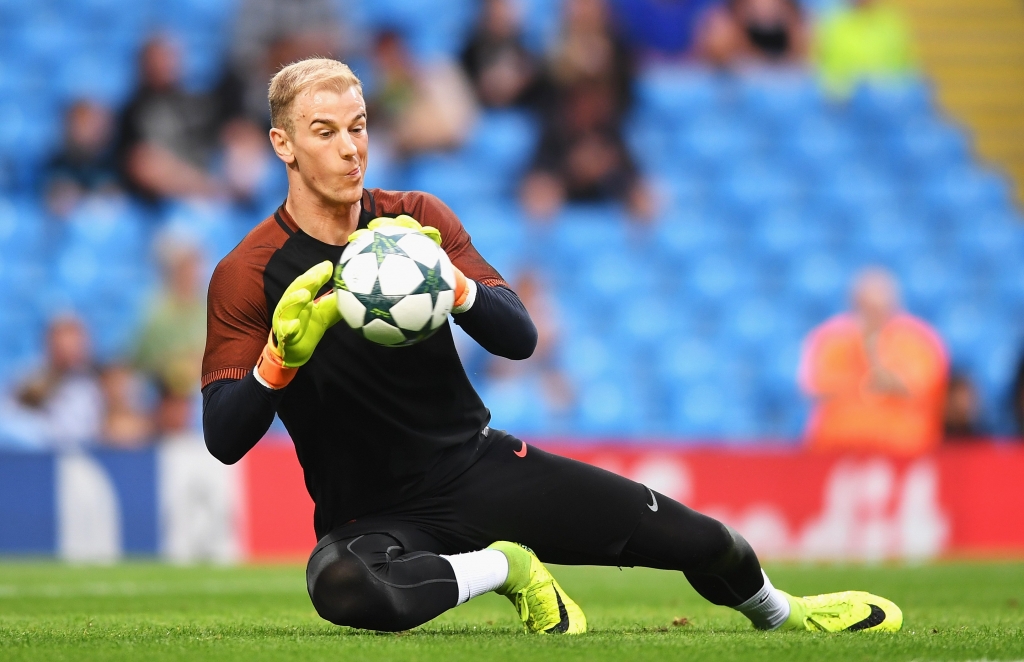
[337,130,357,158]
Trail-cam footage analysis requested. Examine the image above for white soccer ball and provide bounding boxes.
[333,225,456,346]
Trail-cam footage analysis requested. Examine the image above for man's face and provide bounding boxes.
[272,86,368,207]
[49,319,89,372]
[852,272,899,331]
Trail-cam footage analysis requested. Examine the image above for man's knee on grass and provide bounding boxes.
[307,534,458,631]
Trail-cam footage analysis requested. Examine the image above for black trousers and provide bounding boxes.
[306,429,764,631]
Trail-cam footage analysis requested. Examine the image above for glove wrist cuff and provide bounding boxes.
[256,343,297,390]
[452,278,477,314]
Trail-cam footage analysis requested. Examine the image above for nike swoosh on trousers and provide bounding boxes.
[646,488,658,512]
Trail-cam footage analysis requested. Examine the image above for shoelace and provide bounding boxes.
[514,580,559,628]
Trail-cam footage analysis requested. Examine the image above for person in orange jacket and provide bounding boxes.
[799,267,949,455]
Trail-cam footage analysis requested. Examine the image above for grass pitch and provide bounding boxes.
[0,561,1022,661]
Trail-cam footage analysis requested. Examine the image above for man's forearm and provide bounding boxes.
[202,373,284,464]
[453,284,538,360]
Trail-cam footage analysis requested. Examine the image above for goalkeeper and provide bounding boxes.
[202,57,902,635]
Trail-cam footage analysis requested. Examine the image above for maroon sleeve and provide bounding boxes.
[201,219,285,388]
[372,189,509,288]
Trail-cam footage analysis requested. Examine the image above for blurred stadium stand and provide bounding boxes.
[0,0,1022,443]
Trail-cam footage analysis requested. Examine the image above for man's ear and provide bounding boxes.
[269,127,296,165]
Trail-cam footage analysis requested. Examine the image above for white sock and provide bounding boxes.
[440,549,509,606]
[734,571,791,630]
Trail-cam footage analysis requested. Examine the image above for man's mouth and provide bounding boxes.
[346,166,362,177]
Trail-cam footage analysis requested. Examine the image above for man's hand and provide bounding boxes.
[348,215,475,312]
[348,214,442,246]
[256,261,342,389]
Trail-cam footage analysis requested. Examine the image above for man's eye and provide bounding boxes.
[319,130,333,138]
[352,125,365,134]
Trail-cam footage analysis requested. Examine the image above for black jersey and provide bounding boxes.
[202,189,527,537]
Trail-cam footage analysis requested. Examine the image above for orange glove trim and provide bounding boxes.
[453,267,469,309]
[256,335,298,389]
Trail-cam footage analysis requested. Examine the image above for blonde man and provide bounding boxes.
[202,58,902,634]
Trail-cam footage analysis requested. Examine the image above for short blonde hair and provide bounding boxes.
[268,57,363,134]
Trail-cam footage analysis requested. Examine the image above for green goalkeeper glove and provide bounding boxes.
[348,214,443,246]
[256,261,342,389]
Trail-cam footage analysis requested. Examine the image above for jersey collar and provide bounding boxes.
[274,189,375,242]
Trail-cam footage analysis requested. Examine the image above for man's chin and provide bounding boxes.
[321,181,364,206]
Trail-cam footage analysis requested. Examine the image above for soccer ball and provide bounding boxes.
[333,226,456,346]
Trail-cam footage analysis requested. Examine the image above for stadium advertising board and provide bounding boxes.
[0,441,1021,561]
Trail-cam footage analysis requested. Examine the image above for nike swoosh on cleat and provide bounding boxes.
[846,604,886,631]
[646,488,658,512]
[545,587,570,633]
[514,441,527,458]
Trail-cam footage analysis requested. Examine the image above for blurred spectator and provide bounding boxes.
[522,0,652,220]
[117,36,224,201]
[488,271,574,414]
[368,30,477,158]
[799,268,948,455]
[218,118,279,209]
[814,0,916,98]
[547,0,634,114]
[609,0,721,61]
[155,384,198,442]
[460,0,541,108]
[229,0,342,125]
[521,82,654,220]
[44,101,120,217]
[943,372,983,441]
[0,316,103,450]
[695,0,809,67]
[99,364,154,449]
[133,236,207,397]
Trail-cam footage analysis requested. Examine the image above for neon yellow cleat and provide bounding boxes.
[780,590,903,632]
[488,541,587,635]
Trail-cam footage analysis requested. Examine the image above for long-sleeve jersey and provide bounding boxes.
[201,189,538,537]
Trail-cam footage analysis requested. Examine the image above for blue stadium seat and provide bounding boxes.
[476,375,552,435]
[814,164,897,210]
[675,114,758,165]
[667,382,735,437]
[14,16,77,68]
[460,110,538,177]
[887,117,969,171]
[735,71,822,124]
[776,113,858,167]
[685,251,748,301]
[636,67,724,123]
[715,160,801,210]
[953,209,1024,261]
[609,294,683,348]
[721,297,783,348]
[850,205,930,258]
[558,334,630,383]
[56,53,135,106]
[919,166,1012,215]
[750,207,825,257]
[653,208,730,260]
[849,78,934,126]
[0,196,45,259]
[544,206,631,266]
[573,378,643,436]
[654,337,719,388]
[787,252,848,303]
[407,154,508,203]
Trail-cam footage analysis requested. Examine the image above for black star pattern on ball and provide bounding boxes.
[361,233,405,265]
[360,278,407,327]
[410,258,452,309]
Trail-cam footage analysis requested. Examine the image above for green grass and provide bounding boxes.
[1,561,1022,661]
